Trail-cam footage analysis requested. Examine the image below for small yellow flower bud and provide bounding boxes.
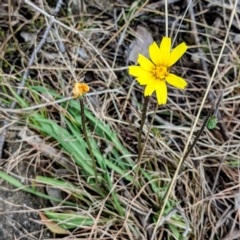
[73,83,89,99]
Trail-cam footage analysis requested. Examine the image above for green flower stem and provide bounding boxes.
[130,96,150,190]
[79,98,98,185]
[137,96,150,162]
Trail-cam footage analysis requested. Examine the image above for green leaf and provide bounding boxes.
[207,116,218,129]
[0,171,76,206]
[44,211,109,229]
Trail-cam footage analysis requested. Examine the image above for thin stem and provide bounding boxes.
[130,96,152,192]
[135,103,158,181]
[172,0,192,46]
[164,0,168,37]
[79,98,98,185]
[213,90,223,117]
[180,90,223,169]
[137,96,150,162]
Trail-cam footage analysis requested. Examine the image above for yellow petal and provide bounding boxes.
[159,37,171,66]
[166,73,187,89]
[168,42,188,67]
[136,73,155,85]
[144,79,158,96]
[156,80,167,105]
[137,54,155,71]
[73,83,89,99]
[129,66,149,77]
[149,42,161,65]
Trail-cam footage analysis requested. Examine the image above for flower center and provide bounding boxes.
[153,65,168,79]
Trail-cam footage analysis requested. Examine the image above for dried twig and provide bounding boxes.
[0,89,124,114]
[188,0,229,141]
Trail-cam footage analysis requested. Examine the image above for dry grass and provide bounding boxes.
[0,0,240,239]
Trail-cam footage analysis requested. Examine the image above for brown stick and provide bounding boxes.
[188,0,229,141]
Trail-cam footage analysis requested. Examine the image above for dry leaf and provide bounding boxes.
[39,212,68,234]
[234,34,240,44]
[46,186,63,207]
[127,26,153,63]
[20,31,36,43]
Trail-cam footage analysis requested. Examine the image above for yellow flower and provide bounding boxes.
[73,83,89,99]
[129,37,188,105]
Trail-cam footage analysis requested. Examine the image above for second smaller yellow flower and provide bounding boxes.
[73,83,89,99]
